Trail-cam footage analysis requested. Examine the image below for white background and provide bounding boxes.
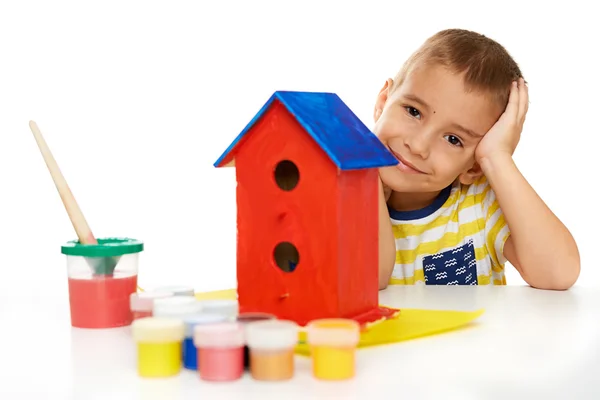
[1,0,597,299]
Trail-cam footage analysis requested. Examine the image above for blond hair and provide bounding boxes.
[392,29,524,108]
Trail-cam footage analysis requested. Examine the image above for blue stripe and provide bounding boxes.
[388,185,452,221]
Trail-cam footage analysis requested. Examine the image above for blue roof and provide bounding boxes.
[213,91,398,170]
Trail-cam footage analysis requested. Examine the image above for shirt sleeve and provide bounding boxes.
[477,177,510,267]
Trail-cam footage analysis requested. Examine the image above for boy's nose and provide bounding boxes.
[404,133,431,159]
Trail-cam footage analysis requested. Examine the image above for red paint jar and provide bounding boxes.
[193,322,245,381]
[62,238,144,329]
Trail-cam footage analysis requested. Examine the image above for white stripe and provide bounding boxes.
[392,206,483,248]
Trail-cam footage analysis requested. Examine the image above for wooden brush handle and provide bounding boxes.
[29,120,97,244]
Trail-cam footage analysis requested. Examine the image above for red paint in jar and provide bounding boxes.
[68,274,138,328]
[193,322,245,382]
[198,347,244,381]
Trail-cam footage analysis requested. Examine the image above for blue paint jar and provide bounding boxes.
[182,313,229,370]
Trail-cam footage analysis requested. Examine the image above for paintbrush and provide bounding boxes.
[29,120,119,274]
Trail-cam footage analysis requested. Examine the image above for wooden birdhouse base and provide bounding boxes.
[236,301,401,328]
[351,305,401,328]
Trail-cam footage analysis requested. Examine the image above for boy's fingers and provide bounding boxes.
[518,78,528,124]
[504,81,519,120]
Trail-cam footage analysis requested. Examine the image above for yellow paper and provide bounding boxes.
[295,308,484,355]
[194,288,484,355]
[194,288,238,301]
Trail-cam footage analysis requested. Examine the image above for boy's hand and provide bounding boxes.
[476,78,529,164]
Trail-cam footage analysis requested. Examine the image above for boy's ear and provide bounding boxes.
[458,162,484,185]
[374,78,394,122]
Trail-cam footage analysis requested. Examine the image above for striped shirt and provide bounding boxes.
[387,176,509,286]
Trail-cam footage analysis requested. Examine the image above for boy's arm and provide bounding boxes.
[480,155,580,290]
[378,178,396,290]
[476,79,580,290]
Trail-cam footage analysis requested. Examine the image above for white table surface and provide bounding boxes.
[2,284,599,399]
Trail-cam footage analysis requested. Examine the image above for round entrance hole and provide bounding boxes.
[273,242,299,273]
[274,160,299,191]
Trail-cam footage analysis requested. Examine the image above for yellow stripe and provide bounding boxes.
[486,210,507,268]
[392,192,486,239]
[389,268,425,285]
[486,198,500,220]
[395,220,485,264]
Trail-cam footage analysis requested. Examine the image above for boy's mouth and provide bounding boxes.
[388,146,426,174]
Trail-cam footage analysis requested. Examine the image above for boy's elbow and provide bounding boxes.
[549,261,581,290]
[525,255,581,291]
[379,279,389,290]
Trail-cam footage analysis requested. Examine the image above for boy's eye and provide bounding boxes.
[444,135,463,147]
[405,106,421,119]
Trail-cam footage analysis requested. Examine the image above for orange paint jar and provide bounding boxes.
[237,312,277,368]
[306,318,360,380]
[245,320,299,381]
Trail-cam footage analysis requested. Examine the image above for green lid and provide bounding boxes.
[61,237,144,257]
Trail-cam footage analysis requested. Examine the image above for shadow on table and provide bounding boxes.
[69,326,183,399]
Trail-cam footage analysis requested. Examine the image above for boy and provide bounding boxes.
[375,29,580,290]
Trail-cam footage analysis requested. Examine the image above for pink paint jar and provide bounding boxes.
[130,290,174,320]
[193,322,245,381]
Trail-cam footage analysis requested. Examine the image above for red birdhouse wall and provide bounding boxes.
[233,100,380,326]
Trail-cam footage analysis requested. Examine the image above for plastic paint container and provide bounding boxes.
[153,296,203,319]
[199,299,239,320]
[193,322,245,381]
[182,313,229,370]
[132,317,185,378]
[153,285,195,297]
[306,318,360,380]
[245,320,299,381]
[130,290,174,320]
[237,312,277,368]
[62,237,143,329]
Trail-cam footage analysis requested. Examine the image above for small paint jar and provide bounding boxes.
[62,237,143,329]
[130,290,174,320]
[245,320,299,381]
[132,317,185,378]
[193,322,245,381]
[152,296,203,319]
[153,285,195,297]
[237,312,276,368]
[306,318,360,380]
[199,299,239,320]
[182,313,229,370]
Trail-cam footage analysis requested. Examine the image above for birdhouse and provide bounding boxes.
[214,91,399,326]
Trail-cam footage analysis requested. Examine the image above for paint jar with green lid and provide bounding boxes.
[61,237,144,329]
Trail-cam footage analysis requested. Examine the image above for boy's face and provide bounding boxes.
[374,64,503,194]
